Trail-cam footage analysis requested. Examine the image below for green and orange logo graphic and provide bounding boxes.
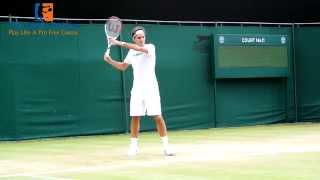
[34,3,54,22]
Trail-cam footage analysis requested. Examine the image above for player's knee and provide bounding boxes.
[153,115,163,121]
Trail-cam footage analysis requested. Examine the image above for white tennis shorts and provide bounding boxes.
[129,95,162,116]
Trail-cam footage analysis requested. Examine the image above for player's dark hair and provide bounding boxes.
[131,26,146,38]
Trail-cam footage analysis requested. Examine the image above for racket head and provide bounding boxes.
[104,16,122,56]
[105,16,122,39]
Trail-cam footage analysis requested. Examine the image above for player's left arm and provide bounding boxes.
[108,38,149,53]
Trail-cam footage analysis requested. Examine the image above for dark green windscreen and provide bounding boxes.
[0,22,299,141]
[295,27,320,122]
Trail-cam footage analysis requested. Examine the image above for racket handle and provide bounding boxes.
[105,47,110,56]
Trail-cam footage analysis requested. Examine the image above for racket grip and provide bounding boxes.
[105,47,110,56]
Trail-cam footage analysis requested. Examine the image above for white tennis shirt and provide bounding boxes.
[124,44,160,99]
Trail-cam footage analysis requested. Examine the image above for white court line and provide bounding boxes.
[0,174,73,180]
[22,175,73,180]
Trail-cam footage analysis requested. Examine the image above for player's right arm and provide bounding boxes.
[108,38,148,54]
[104,54,129,71]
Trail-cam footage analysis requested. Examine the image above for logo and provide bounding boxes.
[8,2,80,38]
[133,52,144,56]
[192,35,210,54]
[34,3,54,22]
[219,36,224,44]
[281,36,286,44]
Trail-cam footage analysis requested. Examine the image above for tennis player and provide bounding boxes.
[103,26,175,156]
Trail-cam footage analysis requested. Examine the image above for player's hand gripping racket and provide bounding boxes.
[104,16,122,56]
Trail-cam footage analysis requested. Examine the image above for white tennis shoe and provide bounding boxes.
[127,145,139,156]
[163,147,176,156]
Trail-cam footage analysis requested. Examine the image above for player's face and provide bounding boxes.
[134,34,145,46]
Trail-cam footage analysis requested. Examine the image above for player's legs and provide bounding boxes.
[131,116,140,138]
[154,115,167,137]
[127,94,146,156]
[128,116,140,156]
[154,115,176,156]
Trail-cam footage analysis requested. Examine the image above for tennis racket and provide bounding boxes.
[104,16,122,56]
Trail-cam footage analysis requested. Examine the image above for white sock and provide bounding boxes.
[160,136,169,149]
[130,138,138,147]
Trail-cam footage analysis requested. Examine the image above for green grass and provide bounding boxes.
[0,122,320,180]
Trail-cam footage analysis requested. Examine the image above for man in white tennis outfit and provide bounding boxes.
[103,26,175,156]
